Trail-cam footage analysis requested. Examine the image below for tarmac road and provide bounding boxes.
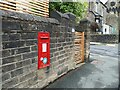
[44,44,119,89]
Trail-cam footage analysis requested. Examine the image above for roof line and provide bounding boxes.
[100,1,108,9]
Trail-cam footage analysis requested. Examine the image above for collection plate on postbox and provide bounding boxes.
[38,32,50,69]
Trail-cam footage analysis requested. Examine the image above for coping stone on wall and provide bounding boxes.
[0,10,60,25]
[50,10,62,22]
[50,10,69,22]
[64,12,76,21]
[79,18,91,24]
[62,13,69,19]
[79,18,91,31]
[47,18,60,24]
[75,25,83,32]
[75,18,91,32]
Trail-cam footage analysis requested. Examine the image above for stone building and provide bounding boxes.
[88,0,110,34]
[105,0,120,35]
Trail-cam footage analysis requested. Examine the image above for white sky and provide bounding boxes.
[100,0,108,4]
[0,0,109,3]
[74,0,108,3]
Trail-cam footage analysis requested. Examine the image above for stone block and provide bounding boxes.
[16,47,30,54]
[31,45,37,51]
[2,34,9,41]
[2,73,11,82]
[21,33,37,40]
[19,71,35,82]
[23,52,37,59]
[11,68,23,77]
[2,77,18,88]
[2,50,11,58]
[2,55,22,65]
[26,40,37,46]
[2,20,21,31]
[3,41,25,49]
[9,34,20,41]
[2,64,15,73]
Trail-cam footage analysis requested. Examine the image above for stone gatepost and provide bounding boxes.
[79,19,91,62]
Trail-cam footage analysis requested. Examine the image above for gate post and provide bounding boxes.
[79,19,91,62]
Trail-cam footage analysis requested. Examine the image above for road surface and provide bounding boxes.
[44,44,119,89]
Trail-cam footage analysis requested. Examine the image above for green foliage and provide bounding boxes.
[49,2,88,20]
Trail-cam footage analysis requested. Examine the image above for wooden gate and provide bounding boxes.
[74,32,84,64]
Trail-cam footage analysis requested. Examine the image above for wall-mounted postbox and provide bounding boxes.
[38,32,50,69]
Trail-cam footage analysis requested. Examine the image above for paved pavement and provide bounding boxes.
[43,44,119,89]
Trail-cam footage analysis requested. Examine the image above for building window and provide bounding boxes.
[105,28,107,32]
[110,2,116,6]
[96,29,99,32]
[102,7,104,16]
[96,19,99,23]
[95,4,98,12]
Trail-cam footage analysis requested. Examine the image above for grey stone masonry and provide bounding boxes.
[90,34,118,44]
[1,10,90,89]
[1,10,75,88]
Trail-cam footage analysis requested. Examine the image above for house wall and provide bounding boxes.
[88,1,108,34]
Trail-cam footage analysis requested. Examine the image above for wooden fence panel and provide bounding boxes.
[0,0,49,17]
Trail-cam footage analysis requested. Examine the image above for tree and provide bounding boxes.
[49,2,88,21]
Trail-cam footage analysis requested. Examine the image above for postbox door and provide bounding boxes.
[39,40,49,65]
[38,32,50,69]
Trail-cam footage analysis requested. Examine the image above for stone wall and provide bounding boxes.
[1,10,75,88]
[90,34,118,43]
[1,10,90,89]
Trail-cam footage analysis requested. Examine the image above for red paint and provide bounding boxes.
[38,32,50,69]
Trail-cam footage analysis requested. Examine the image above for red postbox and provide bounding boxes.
[38,32,50,69]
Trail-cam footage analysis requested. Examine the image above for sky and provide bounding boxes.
[73,0,109,4]
[100,0,108,4]
[0,0,109,3]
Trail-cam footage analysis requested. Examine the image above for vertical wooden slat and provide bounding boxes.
[74,32,84,64]
[81,32,84,62]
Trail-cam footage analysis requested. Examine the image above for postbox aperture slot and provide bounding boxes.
[40,37,49,39]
